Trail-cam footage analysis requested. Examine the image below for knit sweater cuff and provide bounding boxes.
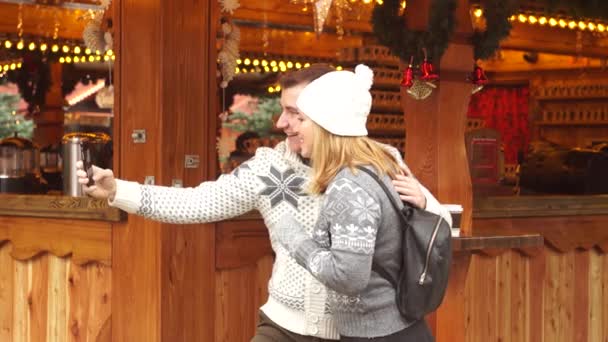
[108,179,142,214]
[293,238,320,268]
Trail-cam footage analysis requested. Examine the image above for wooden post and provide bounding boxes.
[403,0,474,236]
[112,0,218,341]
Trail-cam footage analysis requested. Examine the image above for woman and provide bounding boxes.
[274,65,451,341]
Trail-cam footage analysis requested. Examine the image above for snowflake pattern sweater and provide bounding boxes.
[108,141,449,340]
[277,166,452,338]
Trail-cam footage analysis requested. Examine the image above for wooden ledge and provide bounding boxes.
[0,194,126,222]
[474,195,608,218]
[453,234,544,255]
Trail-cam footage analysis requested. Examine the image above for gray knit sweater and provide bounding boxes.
[277,165,446,338]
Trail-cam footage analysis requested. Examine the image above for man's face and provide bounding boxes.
[276,84,307,154]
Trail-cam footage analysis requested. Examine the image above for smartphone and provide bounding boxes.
[80,143,95,186]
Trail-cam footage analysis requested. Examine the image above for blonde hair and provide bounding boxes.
[308,121,402,195]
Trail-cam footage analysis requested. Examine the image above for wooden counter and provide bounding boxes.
[0,194,126,222]
[465,196,608,342]
[474,194,608,218]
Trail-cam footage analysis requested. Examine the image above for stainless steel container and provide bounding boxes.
[0,138,27,193]
[0,134,46,194]
[62,132,111,196]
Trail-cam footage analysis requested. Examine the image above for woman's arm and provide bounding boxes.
[277,177,381,296]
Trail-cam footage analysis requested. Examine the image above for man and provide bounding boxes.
[77,64,447,341]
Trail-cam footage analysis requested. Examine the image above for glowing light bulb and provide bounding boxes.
[578,21,586,30]
[518,14,527,23]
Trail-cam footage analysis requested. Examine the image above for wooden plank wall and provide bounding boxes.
[215,255,273,342]
[465,247,608,342]
[0,242,111,342]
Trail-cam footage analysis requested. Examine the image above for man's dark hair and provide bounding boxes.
[278,63,335,89]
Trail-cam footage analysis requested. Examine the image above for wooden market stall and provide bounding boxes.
[0,0,606,341]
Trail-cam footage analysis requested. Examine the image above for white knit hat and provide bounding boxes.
[296,64,373,136]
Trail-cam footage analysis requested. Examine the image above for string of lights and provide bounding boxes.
[472,7,608,33]
[1,37,114,59]
[234,56,341,75]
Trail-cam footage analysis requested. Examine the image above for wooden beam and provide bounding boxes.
[238,26,363,59]
[480,49,607,73]
[232,1,373,33]
[0,2,86,39]
[501,22,608,58]
[112,0,217,341]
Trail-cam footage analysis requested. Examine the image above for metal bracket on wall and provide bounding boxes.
[185,155,200,169]
[172,179,183,187]
[144,176,155,185]
[131,129,147,143]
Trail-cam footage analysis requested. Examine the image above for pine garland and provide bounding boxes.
[371,0,457,64]
[473,0,518,60]
[372,0,608,63]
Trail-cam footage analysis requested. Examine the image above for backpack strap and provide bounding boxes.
[355,166,409,290]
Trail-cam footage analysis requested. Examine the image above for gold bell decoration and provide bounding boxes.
[407,79,436,100]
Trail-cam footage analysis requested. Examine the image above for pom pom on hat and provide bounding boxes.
[296,64,374,137]
[354,64,374,90]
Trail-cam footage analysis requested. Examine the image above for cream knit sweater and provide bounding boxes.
[108,141,449,339]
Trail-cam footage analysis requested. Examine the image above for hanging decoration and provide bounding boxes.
[218,19,241,88]
[291,0,352,38]
[400,62,414,88]
[407,80,436,100]
[217,0,241,89]
[95,84,114,109]
[400,55,438,100]
[82,0,113,53]
[313,0,333,36]
[219,0,241,14]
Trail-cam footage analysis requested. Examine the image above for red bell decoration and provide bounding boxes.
[400,56,415,88]
[400,65,414,88]
[469,64,488,94]
[420,59,439,81]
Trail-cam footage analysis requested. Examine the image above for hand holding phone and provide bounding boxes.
[80,143,95,187]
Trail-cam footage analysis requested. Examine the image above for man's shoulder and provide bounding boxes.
[239,141,305,174]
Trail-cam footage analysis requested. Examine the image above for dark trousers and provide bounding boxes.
[251,311,335,342]
[251,311,434,342]
[341,320,435,342]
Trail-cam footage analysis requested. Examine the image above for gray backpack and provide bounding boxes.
[357,166,452,321]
